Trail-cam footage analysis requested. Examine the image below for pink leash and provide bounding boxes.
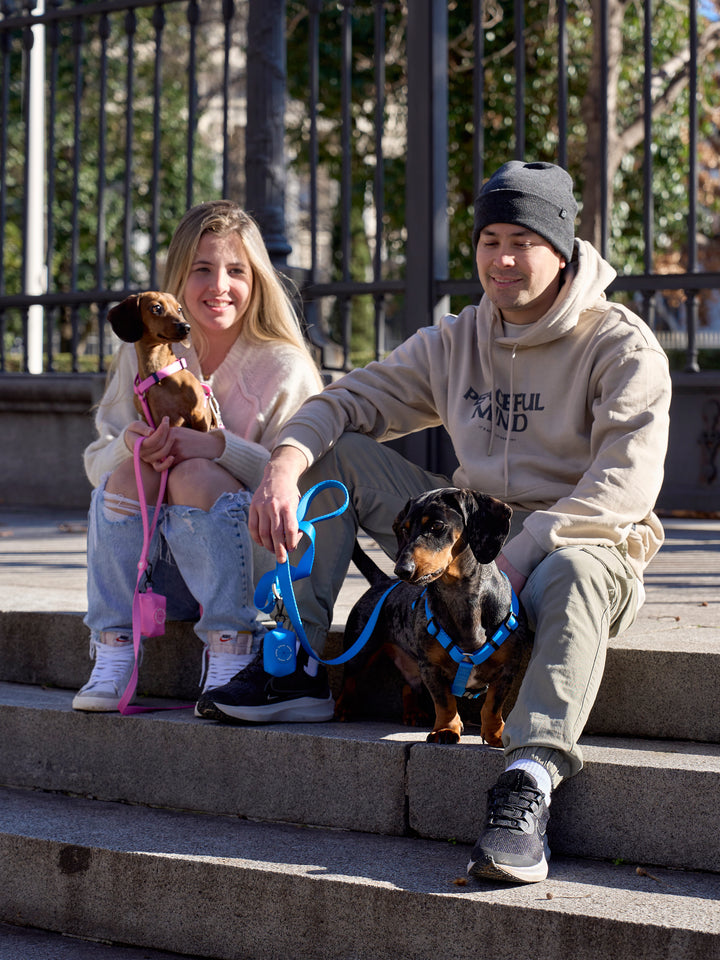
[118,364,195,715]
[117,436,189,714]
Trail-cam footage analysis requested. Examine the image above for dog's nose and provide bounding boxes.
[394,556,416,581]
[176,321,191,336]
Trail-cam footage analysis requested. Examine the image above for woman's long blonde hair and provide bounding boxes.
[163,200,321,385]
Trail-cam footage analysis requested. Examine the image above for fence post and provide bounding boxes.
[245,0,291,265]
[397,0,449,470]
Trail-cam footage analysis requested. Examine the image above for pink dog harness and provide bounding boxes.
[133,357,223,430]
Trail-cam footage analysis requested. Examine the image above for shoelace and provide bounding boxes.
[85,640,137,691]
[201,651,247,691]
[488,782,544,830]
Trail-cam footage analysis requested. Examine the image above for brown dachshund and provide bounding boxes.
[335,488,532,746]
[108,291,219,431]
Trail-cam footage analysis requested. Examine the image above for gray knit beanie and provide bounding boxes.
[472,161,577,261]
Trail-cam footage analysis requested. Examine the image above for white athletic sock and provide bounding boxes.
[295,638,319,677]
[505,759,553,807]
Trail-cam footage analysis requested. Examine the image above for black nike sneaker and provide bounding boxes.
[194,645,334,723]
[467,769,550,884]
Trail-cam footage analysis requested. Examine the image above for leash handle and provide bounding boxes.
[254,480,386,667]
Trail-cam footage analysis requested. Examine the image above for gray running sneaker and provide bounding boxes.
[467,769,550,883]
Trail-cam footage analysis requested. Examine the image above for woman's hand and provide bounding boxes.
[249,446,308,562]
[125,420,225,472]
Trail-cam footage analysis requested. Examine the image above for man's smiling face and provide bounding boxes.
[475,223,566,325]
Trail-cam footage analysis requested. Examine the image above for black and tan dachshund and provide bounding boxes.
[335,488,532,746]
[108,291,219,431]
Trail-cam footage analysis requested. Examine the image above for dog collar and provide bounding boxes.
[420,573,520,698]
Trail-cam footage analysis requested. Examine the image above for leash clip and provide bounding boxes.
[270,582,289,627]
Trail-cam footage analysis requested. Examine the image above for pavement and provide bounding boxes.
[0,505,718,629]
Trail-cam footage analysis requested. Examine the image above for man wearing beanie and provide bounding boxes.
[211,161,672,884]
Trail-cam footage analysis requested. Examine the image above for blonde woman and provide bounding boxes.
[75,201,323,714]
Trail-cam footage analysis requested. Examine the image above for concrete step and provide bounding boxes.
[1,784,718,960]
[2,607,719,742]
[1,682,719,874]
[0,921,206,960]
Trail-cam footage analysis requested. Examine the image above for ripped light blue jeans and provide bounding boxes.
[84,473,264,647]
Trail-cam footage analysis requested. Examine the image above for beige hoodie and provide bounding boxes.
[276,240,672,580]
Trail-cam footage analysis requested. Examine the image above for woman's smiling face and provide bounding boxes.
[183,231,253,338]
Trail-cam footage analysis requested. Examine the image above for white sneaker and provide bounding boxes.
[195,631,254,716]
[72,634,137,712]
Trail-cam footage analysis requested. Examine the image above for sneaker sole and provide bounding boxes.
[194,700,228,721]
[467,841,550,885]
[207,694,335,724]
[71,696,122,712]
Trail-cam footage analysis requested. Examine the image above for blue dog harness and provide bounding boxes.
[418,575,520,698]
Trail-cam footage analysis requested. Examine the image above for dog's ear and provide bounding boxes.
[392,499,413,541]
[461,490,512,564]
[108,295,144,343]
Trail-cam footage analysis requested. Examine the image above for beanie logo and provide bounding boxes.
[464,386,544,433]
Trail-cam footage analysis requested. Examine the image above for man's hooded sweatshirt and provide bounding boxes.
[275,240,672,581]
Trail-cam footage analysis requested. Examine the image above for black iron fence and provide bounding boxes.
[1,0,719,379]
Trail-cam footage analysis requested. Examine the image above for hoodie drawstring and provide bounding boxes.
[503,344,518,497]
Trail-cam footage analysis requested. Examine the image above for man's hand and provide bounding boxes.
[249,446,309,563]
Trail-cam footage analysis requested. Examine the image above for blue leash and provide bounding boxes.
[254,480,400,669]
[254,480,520,690]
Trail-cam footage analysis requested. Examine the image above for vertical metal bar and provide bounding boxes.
[642,0,655,330]
[599,0,609,258]
[308,0,321,283]
[246,0,291,263]
[0,2,11,307]
[557,0,568,169]
[431,0,448,304]
[405,0,448,339]
[403,0,448,471]
[513,0,524,159]
[149,4,165,286]
[45,1,60,371]
[186,0,199,211]
[123,9,136,289]
[69,13,84,371]
[685,0,699,372]
[0,6,6,368]
[473,0,484,202]
[95,12,110,370]
[372,0,386,360]
[221,0,234,197]
[340,0,353,368]
[20,13,33,371]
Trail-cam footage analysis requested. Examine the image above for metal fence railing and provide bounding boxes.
[1,0,719,381]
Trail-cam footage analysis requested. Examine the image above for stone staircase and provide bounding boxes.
[0,520,719,959]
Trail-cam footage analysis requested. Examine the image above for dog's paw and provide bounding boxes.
[480,725,504,748]
[426,728,461,745]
